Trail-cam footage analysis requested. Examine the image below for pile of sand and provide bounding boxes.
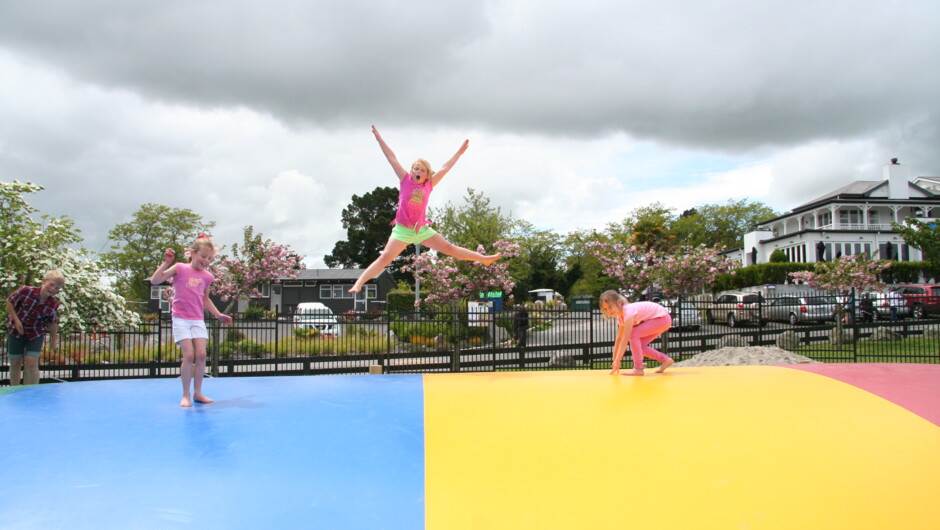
[675,346,817,367]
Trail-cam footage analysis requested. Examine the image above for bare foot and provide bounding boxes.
[348,284,361,294]
[655,359,674,373]
[180,396,193,407]
[621,369,645,376]
[193,393,214,404]
[480,253,501,266]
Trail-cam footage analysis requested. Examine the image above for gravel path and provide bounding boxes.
[675,346,817,367]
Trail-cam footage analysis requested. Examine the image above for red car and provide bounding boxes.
[893,284,940,319]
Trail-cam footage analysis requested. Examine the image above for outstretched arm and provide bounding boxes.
[430,139,469,187]
[372,125,407,181]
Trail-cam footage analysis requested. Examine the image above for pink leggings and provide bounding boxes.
[629,315,672,368]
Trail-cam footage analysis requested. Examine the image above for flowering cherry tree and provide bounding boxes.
[403,240,520,306]
[788,254,890,293]
[652,245,739,296]
[209,226,305,313]
[590,242,737,298]
[588,241,662,299]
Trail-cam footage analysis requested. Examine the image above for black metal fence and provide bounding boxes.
[2,292,939,384]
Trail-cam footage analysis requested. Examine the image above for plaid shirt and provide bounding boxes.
[7,286,59,340]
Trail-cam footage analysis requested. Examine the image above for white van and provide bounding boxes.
[292,302,340,335]
[528,289,563,303]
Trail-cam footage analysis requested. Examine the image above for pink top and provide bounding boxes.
[391,174,433,232]
[618,301,670,327]
[171,263,215,320]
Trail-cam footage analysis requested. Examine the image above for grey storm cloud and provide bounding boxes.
[1,0,937,152]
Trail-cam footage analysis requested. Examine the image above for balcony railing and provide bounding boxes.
[813,223,894,231]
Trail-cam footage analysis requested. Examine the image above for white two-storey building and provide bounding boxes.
[730,159,940,265]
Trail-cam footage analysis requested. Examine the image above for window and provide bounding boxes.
[320,285,332,299]
[839,210,861,225]
[366,284,377,299]
[252,283,270,298]
[150,285,163,299]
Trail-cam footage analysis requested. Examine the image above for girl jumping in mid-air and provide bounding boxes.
[151,235,232,407]
[599,290,675,376]
[349,126,501,294]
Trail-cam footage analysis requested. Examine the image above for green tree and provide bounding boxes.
[428,188,516,250]
[100,203,215,303]
[605,202,676,251]
[892,218,940,264]
[324,186,412,282]
[508,222,566,299]
[672,199,777,249]
[562,229,619,298]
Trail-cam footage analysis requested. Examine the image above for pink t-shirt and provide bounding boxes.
[392,174,433,231]
[618,301,670,327]
[171,263,214,320]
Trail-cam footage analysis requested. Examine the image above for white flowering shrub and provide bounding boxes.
[1,180,140,333]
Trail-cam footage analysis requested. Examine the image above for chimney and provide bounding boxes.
[885,158,909,199]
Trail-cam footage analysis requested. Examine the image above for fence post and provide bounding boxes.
[451,305,462,373]
[210,318,220,377]
[851,288,859,362]
[157,315,163,369]
[384,303,391,371]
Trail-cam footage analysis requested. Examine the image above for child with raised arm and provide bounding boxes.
[349,126,501,294]
[599,290,675,376]
[151,235,232,407]
[5,270,65,386]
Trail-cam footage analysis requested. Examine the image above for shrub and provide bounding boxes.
[225,329,247,343]
[219,339,269,358]
[243,306,267,320]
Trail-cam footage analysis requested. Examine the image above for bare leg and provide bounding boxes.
[179,339,195,407]
[23,356,40,385]
[9,358,23,386]
[349,238,410,293]
[191,338,212,403]
[421,234,501,265]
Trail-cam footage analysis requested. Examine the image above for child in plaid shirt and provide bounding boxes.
[5,270,65,386]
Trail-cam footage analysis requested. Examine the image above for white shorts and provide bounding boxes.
[172,317,209,343]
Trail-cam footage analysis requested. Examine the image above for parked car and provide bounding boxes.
[862,290,911,321]
[292,302,340,335]
[765,296,837,325]
[656,299,702,330]
[892,284,940,319]
[710,292,763,327]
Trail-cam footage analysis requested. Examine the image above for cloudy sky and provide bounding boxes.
[1,0,938,267]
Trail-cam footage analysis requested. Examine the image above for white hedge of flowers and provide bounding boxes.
[32,247,142,333]
[2,180,141,333]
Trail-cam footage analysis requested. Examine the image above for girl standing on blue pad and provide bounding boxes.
[151,235,232,407]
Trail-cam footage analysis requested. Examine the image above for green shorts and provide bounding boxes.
[390,224,437,245]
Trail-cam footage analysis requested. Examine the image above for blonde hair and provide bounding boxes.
[412,158,435,179]
[599,290,625,307]
[191,235,216,256]
[43,270,65,284]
